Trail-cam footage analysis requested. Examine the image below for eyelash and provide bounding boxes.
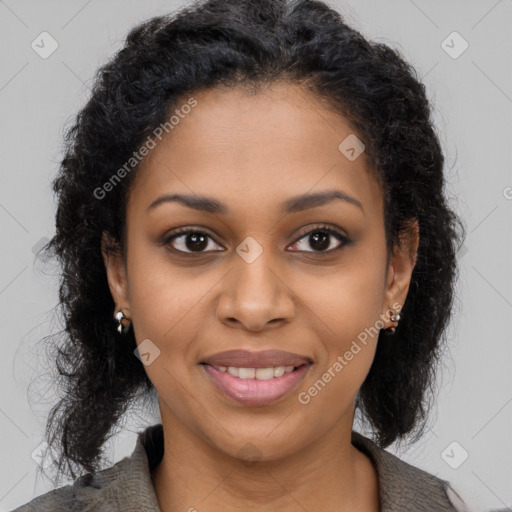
[162,224,350,256]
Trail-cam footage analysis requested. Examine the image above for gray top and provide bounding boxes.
[12,424,470,511]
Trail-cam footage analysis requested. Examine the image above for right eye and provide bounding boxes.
[163,228,224,254]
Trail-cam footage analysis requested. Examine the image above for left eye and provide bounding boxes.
[289,226,348,253]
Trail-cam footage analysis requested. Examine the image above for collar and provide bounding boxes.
[104,424,459,511]
[351,431,460,511]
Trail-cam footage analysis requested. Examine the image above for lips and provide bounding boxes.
[200,349,313,369]
[202,362,311,406]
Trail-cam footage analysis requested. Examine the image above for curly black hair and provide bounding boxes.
[38,0,466,479]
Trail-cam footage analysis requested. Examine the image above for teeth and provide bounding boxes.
[215,365,297,379]
[239,367,255,379]
[227,366,239,377]
[273,366,285,377]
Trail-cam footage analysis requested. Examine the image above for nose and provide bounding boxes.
[215,249,295,332]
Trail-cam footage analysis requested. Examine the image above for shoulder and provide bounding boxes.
[11,425,163,512]
[11,458,132,512]
[352,431,473,512]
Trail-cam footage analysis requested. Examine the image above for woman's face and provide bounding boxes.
[103,83,418,461]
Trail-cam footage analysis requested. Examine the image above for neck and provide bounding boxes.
[151,407,379,512]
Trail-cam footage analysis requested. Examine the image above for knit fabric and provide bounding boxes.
[12,424,469,511]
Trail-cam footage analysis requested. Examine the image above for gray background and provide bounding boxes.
[0,0,511,510]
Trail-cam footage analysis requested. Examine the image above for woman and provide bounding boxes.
[14,0,470,510]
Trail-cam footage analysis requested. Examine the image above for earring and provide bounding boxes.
[115,309,131,334]
[387,308,401,334]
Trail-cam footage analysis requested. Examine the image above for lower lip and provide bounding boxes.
[201,364,311,406]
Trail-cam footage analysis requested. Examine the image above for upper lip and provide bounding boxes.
[201,349,313,368]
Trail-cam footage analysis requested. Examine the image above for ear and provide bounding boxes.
[101,230,130,314]
[381,219,419,324]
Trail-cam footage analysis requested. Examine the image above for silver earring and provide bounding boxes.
[388,308,401,334]
[115,310,131,334]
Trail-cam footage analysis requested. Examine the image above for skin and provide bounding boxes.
[102,82,419,511]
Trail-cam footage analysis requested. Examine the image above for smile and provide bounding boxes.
[201,363,312,406]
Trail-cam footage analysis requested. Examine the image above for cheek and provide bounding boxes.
[124,244,205,366]
[299,297,380,416]
[294,256,384,394]
[299,344,376,426]
[126,235,206,332]
[296,258,385,336]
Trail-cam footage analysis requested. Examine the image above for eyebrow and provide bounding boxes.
[147,189,364,214]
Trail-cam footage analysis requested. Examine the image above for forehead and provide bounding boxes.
[128,83,383,221]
